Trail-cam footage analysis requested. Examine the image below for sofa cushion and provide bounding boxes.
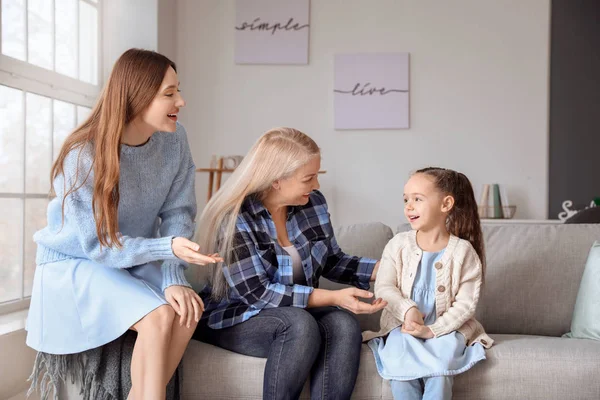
[180,341,385,399]
[454,334,600,400]
[180,340,303,399]
[565,241,600,340]
[180,335,600,400]
[476,224,600,336]
[333,222,394,260]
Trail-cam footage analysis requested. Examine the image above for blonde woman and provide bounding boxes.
[194,128,387,400]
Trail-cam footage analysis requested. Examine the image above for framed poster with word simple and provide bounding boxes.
[235,0,310,64]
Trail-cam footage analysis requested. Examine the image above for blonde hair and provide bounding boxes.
[196,127,320,299]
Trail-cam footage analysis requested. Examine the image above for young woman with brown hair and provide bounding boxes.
[26,48,221,400]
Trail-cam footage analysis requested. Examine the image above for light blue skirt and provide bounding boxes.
[26,258,168,355]
[368,327,486,381]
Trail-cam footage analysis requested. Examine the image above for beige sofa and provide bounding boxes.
[61,222,600,399]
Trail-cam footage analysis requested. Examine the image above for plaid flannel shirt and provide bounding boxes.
[201,190,377,329]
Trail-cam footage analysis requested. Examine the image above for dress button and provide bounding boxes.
[481,339,488,345]
[437,285,446,292]
[435,262,442,270]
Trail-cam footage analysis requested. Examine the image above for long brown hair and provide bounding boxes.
[416,167,486,279]
[51,49,176,248]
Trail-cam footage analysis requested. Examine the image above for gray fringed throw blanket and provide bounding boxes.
[28,330,180,400]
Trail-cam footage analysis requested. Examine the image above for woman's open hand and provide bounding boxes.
[172,237,223,265]
[333,288,388,314]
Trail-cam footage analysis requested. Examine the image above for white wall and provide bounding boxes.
[158,0,178,64]
[175,0,551,228]
[102,0,158,81]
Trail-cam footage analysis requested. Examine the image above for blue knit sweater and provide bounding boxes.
[33,122,196,291]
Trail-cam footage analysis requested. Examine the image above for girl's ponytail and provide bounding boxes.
[416,167,486,281]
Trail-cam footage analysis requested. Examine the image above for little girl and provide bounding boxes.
[363,167,493,400]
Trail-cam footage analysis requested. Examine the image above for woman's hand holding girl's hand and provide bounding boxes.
[172,237,224,265]
[164,285,205,329]
[334,288,388,314]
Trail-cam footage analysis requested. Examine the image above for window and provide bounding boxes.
[0,0,100,314]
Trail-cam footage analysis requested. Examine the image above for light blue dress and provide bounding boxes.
[368,250,486,382]
[26,260,168,354]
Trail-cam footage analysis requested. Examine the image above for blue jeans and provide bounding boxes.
[391,377,453,400]
[194,306,362,400]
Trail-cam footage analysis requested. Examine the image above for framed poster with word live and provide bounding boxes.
[334,53,410,130]
[235,0,310,64]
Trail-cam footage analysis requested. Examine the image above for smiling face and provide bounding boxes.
[403,173,454,231]
[138,66,185,133]
[275,156,321,206]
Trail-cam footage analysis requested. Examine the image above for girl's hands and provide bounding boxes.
[401,306,434,339]
[164,285,204,328]
[171,237,223,265]
[402,320,435,339]
[403,306,424,327]
[334,288,388,314]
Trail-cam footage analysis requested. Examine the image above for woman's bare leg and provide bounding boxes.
[163,318,198,383]
[129,305,175,400]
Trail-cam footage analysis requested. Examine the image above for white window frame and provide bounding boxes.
[0,0,102,315]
